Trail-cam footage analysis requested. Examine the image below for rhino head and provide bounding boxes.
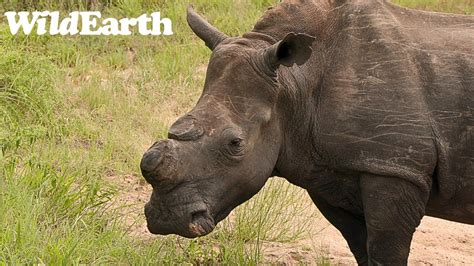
[141,6,315,238]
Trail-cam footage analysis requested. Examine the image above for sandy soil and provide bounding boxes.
[108,174,474,265]
[263,216,474,265]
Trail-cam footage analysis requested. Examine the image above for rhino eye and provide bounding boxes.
[227,137,245,157]
[229,138,243,147]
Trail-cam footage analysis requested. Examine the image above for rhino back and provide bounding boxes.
[313,1,473,198]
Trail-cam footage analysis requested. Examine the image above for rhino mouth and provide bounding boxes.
[186,205,235,237]
[145,202,216,238]
[188,210,216,237]
[144,179,237,238]
[214,206,233,224]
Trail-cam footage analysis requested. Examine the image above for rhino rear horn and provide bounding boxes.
[187,5,228,50]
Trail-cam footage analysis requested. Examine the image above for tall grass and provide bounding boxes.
[0,0,471,264]
[0,0,314,263]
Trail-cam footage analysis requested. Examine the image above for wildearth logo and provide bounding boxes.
[3,11,174,36]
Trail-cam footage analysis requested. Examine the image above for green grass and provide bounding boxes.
[0,0,472,264]
[393,0,473,14]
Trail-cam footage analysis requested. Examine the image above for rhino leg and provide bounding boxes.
[360,174,429,265]
[309,192,369,265]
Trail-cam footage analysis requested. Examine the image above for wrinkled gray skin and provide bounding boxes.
[141,0,474,264]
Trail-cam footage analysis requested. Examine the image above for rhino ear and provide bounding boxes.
[264,32,315,69]
[187,5,228,50]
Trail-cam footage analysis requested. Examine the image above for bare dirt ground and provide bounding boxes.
[108,174,474,265]
[263,216,474,265]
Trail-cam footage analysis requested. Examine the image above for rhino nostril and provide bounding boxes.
[191,210,208,221]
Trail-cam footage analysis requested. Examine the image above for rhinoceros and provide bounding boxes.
[141,0,474,264]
